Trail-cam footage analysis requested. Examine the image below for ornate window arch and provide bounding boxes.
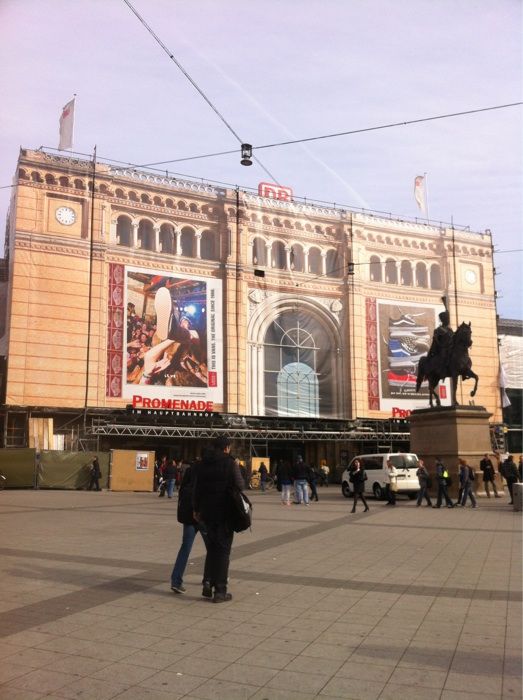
[160,223,175,253]
[180,226,195,257]
[369,255,382,282]
[138,219,154,250]
[430,263,442,289]
[308,247,322,274]
[247,299,343,418]
[290,244,304,272]
[416,262,428,287]
[385,259,398,284]
[201,230,217,260]
[252,237,267,266]
[116,215,132,246]
[400,260,413,286]
[271,240,286,269]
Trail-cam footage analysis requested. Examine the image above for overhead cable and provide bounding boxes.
[141,101,523,168]
[122,0,279,182]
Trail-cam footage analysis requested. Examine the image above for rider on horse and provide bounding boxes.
[428,311,454,372]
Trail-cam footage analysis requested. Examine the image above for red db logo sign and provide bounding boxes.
[258,182,293,201]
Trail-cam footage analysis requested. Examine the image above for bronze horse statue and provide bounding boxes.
[416,321,479,407]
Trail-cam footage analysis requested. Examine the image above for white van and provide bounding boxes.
[341,453,420,500]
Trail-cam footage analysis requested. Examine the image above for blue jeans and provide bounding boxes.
[461,483,477,507]
[166,478,176,498]
[295,479,309,504]
[171,524,197,587]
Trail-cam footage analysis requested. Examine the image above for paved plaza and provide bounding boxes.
[0,487,521,700]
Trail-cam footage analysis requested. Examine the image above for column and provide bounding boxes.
[195,231,202,259]
[131,222,139,249]
[321,250,327,276]
[175,229,181,255]
[153,224,161,253]
[285,245,292,270]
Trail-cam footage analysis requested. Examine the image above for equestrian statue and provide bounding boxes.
[416,309,478,407]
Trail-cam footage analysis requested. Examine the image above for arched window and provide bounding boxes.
[295,221,303,231]
[45,174,56,185]
[262,215,271,225]
[385,259,398,284]
[178,200,187,211]
[99,184,109,194]
[252,237,267,266]
[369,255,382,282]
[159,224,175,253]
[189,203,199,213]
[263,312,335,417]
[201,230,217,260]
[250,213,259,222]
[180,227,195,257]
[290,244,304,272]
[400,260,413,286]
[59,176,70,187]
[326,249,341,278]
[116,216,132,246]
[305,223,313,232]
[18,169,29,180]
[138,220,154,251]
[31,171,43,183]
[308,247,322,274]
[141,193,151,204]
[166,198,174,208]
[416,262,428,288]
[115,188,125,198]
[430,263,442,289]
[271,241,286,269]
[128,191,138,202]
[153,196,163,206]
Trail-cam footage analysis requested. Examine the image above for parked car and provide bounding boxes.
[341,453,420,500]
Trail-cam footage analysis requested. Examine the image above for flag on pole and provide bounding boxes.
[499,364,511,408]
[414,175,426,214]
[58,98,75,150]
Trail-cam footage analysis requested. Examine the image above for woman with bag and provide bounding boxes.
[385,459,396,506]
[416,459,433,507]
[349,459,369,513]
[170,460,211,595]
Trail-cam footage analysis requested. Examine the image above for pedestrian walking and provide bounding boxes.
[501,455,520,505]
[385,459,397,506]
[459,458,477,508]
[170,460,211,594]
[258,462,269,492]
[479,453,500,498]
[320,460,330,486]
[276,459,292,505]
[88,456,102,491]
[308,465,319,502]
[159,459,177,498]
[416,459,433,506]
[292,456,310,505]
[433,458,454,508]
[193,436,244,603]
[349,459,369,513]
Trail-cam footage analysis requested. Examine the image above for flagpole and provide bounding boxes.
[423,171,429,222]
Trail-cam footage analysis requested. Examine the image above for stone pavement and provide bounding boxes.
[0,487,521,700]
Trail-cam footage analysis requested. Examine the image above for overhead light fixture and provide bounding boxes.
[240,143,253,166]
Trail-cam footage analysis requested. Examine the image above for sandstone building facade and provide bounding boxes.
[0,149,502,465]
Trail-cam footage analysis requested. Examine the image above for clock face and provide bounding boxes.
[464,269,477,285]
[55,206,76,225]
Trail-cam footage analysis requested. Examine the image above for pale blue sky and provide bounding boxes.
[1,0,521,317]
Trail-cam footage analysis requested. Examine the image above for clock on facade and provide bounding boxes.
[55,206,76,225]
[464,269,477,285]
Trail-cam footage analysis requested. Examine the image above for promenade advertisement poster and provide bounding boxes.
[122,266,223,405]
[376,300,451,411]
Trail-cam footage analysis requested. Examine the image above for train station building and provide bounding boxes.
[0,148,503,470]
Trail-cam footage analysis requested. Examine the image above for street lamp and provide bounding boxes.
[240,144,253,166]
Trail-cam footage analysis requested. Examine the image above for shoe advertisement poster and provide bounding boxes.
[377,301,451,411]
[123,267,223,405]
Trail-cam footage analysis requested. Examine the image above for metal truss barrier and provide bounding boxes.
[87,423,410,442]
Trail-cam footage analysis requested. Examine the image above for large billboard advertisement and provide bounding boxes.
[367,298,450,412]
[121,266,223,405]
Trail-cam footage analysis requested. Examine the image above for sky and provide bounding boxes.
[1,0,521,318]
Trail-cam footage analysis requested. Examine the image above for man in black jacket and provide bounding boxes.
[480,453,499,498]
[193,436,244,603]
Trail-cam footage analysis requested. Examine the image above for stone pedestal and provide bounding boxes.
[409,406,494,498]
